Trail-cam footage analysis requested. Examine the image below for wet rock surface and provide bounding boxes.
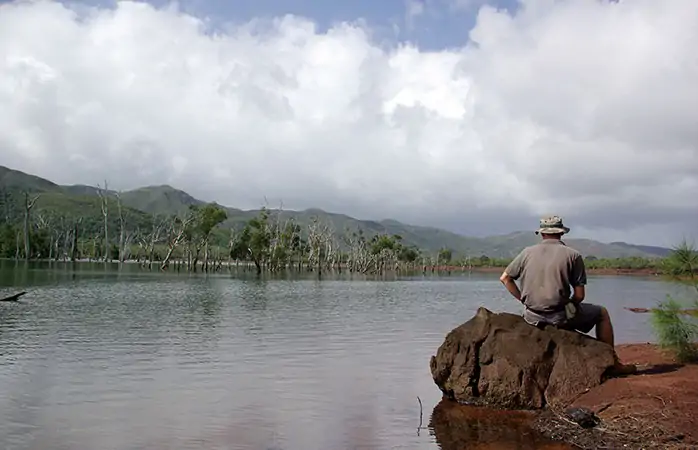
[430,307,616,409]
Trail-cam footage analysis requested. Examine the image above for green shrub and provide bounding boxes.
[661,240,698,281]
[650,241,698,362]
[650,296,698,362]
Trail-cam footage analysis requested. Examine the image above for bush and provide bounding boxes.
[650,296,698,362]
[650,240,698,362]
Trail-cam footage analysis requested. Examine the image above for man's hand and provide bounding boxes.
[499,271,523,303]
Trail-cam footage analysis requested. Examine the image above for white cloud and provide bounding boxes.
[0,0,696,245]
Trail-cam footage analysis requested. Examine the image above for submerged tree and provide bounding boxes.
[22,191,40,260]
[96,181,110,262]
[230,208,272,275]
[193,203,227,272]
[160,211,195,270]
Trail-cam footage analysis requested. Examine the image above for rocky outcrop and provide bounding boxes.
[430,307,616,409]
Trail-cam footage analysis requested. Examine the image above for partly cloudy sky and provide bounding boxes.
[0,0,696,246]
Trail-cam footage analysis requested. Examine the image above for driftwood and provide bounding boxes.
[0,291,27,302]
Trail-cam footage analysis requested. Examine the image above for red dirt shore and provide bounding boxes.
[431,344,696,450]
[536,343,698,449]
[425,266,662,277]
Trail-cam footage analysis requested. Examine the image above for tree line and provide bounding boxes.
[0,185,673,275]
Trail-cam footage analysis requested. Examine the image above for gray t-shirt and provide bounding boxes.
[504,239,587,323]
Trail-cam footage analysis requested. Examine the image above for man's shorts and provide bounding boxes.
[561,303,604,334]
[524,303,604,334]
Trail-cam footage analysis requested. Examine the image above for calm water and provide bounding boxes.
[0,260,691,450]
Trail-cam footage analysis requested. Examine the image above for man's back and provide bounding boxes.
[504,239,586,314]
[498,216,639,376]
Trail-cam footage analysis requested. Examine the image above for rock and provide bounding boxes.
[564,407,600,428]
[430,307,616,409]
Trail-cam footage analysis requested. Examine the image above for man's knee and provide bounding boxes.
[574,303,606,332]
[599,305,610,321]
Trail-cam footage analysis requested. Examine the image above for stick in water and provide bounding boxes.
[0,291,27,302]
[417,396,424,436]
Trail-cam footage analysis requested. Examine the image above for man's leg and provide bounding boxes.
[595,306,615,347]
[566,303,604,337]
[569,303,636,375]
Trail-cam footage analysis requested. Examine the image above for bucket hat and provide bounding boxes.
[535,215,570,235]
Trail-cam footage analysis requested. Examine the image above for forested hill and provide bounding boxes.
[0,165,670,259]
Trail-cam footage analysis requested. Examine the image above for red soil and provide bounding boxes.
[434,344,698,450]
[424,266,662,277]
[569,343,698,448]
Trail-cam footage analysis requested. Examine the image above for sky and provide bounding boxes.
[0,0,696,247]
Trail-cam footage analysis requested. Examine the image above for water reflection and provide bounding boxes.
[429,399,573,450]
[0,263,686,450]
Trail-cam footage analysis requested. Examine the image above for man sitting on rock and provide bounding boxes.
[499,215,636,376]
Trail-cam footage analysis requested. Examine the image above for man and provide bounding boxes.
[499,215,636,375]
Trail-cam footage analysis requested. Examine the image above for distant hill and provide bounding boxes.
[0,165,60,193]
[0,166,152,237]
[0,164,671,259]
[118,185,204,216]
[608,242,671,258]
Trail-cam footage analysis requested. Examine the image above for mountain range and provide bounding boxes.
[0,165,671,259]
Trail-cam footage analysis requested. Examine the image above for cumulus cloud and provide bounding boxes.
[0,0,696,245]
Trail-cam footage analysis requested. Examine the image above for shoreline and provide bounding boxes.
[455,266,662,277]
[537,342,697,449]
[0,258,665,278]
[434,343,697,450]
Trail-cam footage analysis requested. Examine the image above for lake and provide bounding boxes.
[0,260,691,450]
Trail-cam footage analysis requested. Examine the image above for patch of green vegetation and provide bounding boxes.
[650,296,698,362]
[0,164,679,269]
[650,241,698,363]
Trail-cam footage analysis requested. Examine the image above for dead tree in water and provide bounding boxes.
[344,229,372,273]
[138,214,166,268]
[22,192,40,260]
[160,213,194,270]
[70,218,82,261]
[96,181,109,262]
[307,216,335,274]
[115,191,127,262]
[35,213,52,259]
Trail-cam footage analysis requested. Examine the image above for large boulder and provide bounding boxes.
[430,307,616,409]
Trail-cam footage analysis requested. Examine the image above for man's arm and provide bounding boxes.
[500,271,522,302]
[500,251,525,303]
[570,254,587,303]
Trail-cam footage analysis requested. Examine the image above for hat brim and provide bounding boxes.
[535,226,570,235]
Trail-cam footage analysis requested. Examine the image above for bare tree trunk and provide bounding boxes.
[161,215,193,270]
[23,192,40,260]
[115,191,126,262]
[149,215,164,268]
[97,181,109,262]
[71,219,80,262]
